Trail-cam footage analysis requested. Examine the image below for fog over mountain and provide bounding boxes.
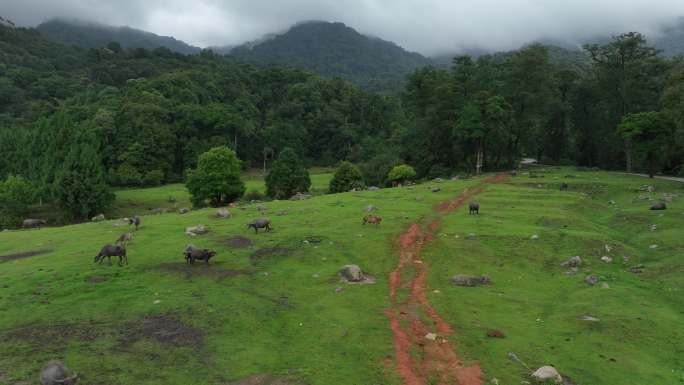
[3,0,684,56]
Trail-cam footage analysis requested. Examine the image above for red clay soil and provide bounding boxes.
[386,174,508,385]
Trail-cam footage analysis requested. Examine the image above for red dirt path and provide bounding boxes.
[386,174,507,385]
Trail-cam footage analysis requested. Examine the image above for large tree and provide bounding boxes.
[186,146,245,207]
[265,147,311,199]
[618,112,674,177]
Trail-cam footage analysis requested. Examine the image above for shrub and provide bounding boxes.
[186,146,245,207]
[329,161,364,193]
[142,170,164,186]
[388,164,416,184]
[244,189,264,201]
[0,175,36,228]
[360,153,400,187]
[116,163,143,186]
[266,148,311,199]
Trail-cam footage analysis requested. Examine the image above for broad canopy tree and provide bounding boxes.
[186,146,245,207]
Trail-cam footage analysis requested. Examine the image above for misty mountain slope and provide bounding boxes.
[228,21,433,93]
[36,18,201,55]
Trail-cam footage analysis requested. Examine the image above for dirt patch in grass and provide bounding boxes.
[87,275,108,284]
[119,314,203,348]
[0,249,51,263]
[155,262,253,281]
[224,374,303,385]
[6,321,104,347]
[225,235,253,248]
[250,247,291,264]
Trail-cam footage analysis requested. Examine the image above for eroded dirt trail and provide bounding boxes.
[386,174,507,385]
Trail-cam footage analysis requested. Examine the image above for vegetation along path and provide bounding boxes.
[387,174,508,385]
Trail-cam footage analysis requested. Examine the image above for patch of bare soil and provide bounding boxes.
[6,321,104,347]
[0,249,50,263]
[226,235,253,248]
[87,276,108,284]
[224,374,303,385]
[250,247,291,264]
[119,314,203,348]
[155,262,252,281]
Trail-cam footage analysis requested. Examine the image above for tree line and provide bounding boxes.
[0,23,682,225]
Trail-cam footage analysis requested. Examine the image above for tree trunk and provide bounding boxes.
[475,140,484,176]
[625,139,633,173]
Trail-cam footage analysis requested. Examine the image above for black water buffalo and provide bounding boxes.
[184,246,217,264]
[94,245,128,266]
[650,202,667,210]
[23,219,47,229]
[469,202,480,215]
[560,183,569,191]
[129,215,141,231]
[248,218,271,233]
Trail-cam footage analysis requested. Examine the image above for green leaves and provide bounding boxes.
[329,161,363,193]
[186,146,245,207]
[265,148,311,199]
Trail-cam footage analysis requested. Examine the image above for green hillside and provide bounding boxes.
[36,18,201,55]
[1,168,683,384]
[228,21,433,93]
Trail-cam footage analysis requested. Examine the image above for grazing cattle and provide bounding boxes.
[183,246,217,265]
[40,360,78,385]
[128,215,141,231]
[94,245,128,266]
[560,183,569,191]
[362,215,382,225]
[23,219,47,229]
[116,232,133,246]
[650,202,667,210]
[469,202,480,215]
[248,218,271,233]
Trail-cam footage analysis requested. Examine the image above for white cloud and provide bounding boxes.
[2,0,683,55]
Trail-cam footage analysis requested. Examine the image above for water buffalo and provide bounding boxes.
[560,183,569,191]
[650,202,667,210]
[363,215,382,225]
[94,245,128,266]
[184,246,217,265]
[248,218,271,233]
[469,202,480,215]
[116,232,133,246]
[128,215,141,231]
[23,219,47,229]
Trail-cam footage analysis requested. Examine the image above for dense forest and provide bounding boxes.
[0,20,683,224]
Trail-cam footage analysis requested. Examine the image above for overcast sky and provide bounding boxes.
[2,0,684,55]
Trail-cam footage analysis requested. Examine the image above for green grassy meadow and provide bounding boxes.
[1,168,683,385]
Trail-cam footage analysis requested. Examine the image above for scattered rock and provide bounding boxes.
[425,333,437,341]
[216,208,231,218]
[466,233,477,240]
[628,265,645,274]
[647,185,655,193]
[40,360,78,385]
[367,186,380,191]
[364,204,378,213]
[560,256,582,268]
[600,256,612,263]
[334,287,345,294]
[604,244,612,253]
[649,244,658,249]
[580,315,600,322]
[290,192,312,201]
[179,208,190,214]
[451,274,491,287]
[650,202,667,210]
[486,329,505,338]
[601,283,610,289]
[185,225,207,236]
[608,200,616,205]
[530,234,539,240]
[91,213,105,222]
[650,224,657,231]
[256,204,267,211]
[338,265,376,284]
[585,275,599,285]
[531,366,562,384]
[431,187,442,193]
[339,265,363,282]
